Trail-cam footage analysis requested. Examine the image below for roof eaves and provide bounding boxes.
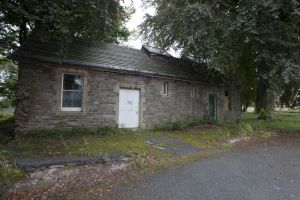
[14,54,224,86]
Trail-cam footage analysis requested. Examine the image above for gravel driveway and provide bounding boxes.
[114,135,300,200]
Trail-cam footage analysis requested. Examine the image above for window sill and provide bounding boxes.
[61,107,82,112]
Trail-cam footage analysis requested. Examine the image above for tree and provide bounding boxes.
[0,0,132,56]
[0,0,132,108]
[141,0,300,119]
[278,80,300,109]
[0,58,18,107]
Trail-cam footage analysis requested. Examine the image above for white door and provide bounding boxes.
[118,89,140,128]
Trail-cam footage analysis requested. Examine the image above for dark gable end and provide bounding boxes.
[11,34,224,85]
[141,45,172,58]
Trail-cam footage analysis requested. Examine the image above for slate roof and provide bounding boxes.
[11,35,224,84]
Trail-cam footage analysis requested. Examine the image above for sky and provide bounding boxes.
[123,0,180,57]
[123,0,155,49]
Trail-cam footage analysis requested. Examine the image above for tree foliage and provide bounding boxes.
[0,0,132,108]
[278,80,300,109]
[141,0,300,118]
[0,0,132,55]
[0,58,18,107]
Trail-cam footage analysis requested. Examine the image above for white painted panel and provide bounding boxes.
[118,89,140,128]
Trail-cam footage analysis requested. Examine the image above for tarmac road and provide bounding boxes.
[114,136,300,200]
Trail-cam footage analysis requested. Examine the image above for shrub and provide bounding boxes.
[0,159,23,197]
[238,122,255,137]
[95,126,120,135]
[0,162,23,182]
[183,116,203,126]
[216,128,232,140]
[24,128,65,138]
[202,116,218,125]
[154,116,209,131]
[22,125,131,139]
[237,122,272,137]
[0,116,15,145]
[258,107,273,120]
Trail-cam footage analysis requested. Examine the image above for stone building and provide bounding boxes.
[11,36,240,133]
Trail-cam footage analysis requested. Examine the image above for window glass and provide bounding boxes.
[62,91,82,108]
[62,74,83,110]
[63,74,83,90]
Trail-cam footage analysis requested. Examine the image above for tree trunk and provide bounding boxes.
[241,106,247,112]
[255,78,267,113]
[18,1,28,45]
[19,16,28,45]
[255,78,274,120]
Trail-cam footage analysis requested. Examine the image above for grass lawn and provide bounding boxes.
[152,128,233,149]
[0,107,14,117]
[0,111,300,196]
[0,127,251,159]
[242,112,300,132]
[1,111,299,159]
[2,133,156,158]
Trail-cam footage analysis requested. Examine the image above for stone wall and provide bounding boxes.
[15,61,240,133]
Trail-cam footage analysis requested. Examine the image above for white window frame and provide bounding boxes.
[163,82,169,95]
[61,73,83,112]
[191,85,196,98]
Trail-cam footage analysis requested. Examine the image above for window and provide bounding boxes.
[163,82,169,95]
[61,73,83,111]
[191,85,196,98]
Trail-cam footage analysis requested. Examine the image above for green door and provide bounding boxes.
[209,95,217,119]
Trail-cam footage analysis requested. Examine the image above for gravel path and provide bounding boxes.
[145,135,204,158]
[114,136,300,200]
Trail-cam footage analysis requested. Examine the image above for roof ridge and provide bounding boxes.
[11,34,224,84]
[104,43,142,52]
